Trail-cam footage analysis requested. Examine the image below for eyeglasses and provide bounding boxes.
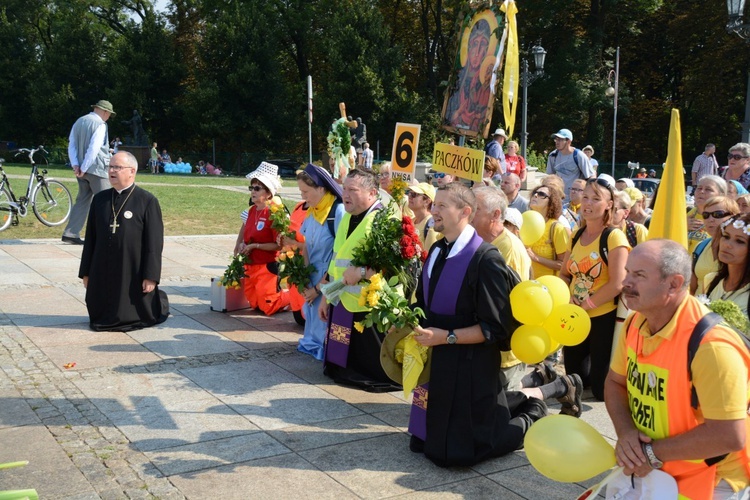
[728,154,749,161]
[587,178,614,191]
[569,187,584,193]
[378,173,390,179]
[433,173,446,179]
[532,191,550,199]
[407,191,421,198]
[108,165,134,172]
[249,185,265,192]
[702,210,732,219]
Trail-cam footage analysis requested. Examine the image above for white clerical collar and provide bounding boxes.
[445,224,476,259]
[116,183,135,195]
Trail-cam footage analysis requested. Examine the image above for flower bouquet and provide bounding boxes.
[218,254,248,290]
[387,176,409,204]
[708,298,750,334]
[327,118,352,180]
[268,199,291,237]
[353,273,425,333]
[277,246,315,293]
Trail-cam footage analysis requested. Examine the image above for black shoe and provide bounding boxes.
[520,396,548,422]
[61,235,84,245]
[557,374,583,418]
[409,435,425,453]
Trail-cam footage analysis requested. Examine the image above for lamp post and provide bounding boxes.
[520,43,547,159]
[605,47,620,178]
[727,0,750,143]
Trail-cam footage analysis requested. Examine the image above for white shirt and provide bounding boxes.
[427,224,476,277]
[68,112,107,174]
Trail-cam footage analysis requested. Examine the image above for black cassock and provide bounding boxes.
[412,238,540,467]
[79,185,169,332]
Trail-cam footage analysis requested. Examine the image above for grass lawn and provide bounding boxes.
[0,164,299,240]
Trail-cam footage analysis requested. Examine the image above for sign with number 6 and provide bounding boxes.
[391,123,421,183]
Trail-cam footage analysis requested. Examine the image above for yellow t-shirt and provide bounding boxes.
[687,207,709,254]
[414,216,439,252]
[567,228,630,317]
[611,298,750,491]
[492,229,531,281]
[530,218,570,278]
[705,272,750,317]
[631,222,649,246]
[694,240,718,295]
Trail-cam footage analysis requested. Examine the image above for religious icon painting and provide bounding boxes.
[441,7,506,139]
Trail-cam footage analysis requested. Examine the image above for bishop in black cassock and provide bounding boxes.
[79,151,169,332]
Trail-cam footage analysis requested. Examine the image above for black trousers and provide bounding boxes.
[562,308,617,401]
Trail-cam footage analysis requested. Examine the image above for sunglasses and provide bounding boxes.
[407,191,421,198]
[532,191,550,199]
[433,173,446,179]
[587,177,614,191]
[728,154,749,161]
[702,210,732,219]
[249,185,265,192]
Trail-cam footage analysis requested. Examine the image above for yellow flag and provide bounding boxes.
[647,109,688,249]
[501,0,519,138]
[395,333,429,398]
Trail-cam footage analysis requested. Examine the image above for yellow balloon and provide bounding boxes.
[510,281,553,325]
[536,275,571,308]
[525,415,616,482]
[543,304,592,346]
[547,337,560,356]
[510,324,551,364]
[519,210,546,246]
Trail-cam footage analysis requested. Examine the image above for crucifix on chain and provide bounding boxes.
[110,219,119,234]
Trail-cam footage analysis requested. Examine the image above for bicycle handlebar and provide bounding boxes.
[12,146,48,161]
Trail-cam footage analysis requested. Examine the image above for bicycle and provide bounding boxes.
[0,146,73,232]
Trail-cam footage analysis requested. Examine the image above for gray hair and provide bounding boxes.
[698,175,728,196]
[655,240,692,288]
[729,142,750,158]
[474,186,508,221]
[115,151,138,170]
[503,172,521,187]
[346,168,379,192]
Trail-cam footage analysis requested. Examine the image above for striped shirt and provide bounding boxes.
[692,153,718,182]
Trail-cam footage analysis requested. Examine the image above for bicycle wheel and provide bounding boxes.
[32,179,72,226]
[0,186,13,232]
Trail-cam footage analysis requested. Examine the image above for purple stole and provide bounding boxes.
[408,232,483,440]
[324,303,353,367]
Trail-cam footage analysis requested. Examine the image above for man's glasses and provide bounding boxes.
[702,210,732,219]
[108,165,134,172]
[249,185,265,192]
[433,173,446,179]
[728,154,749,161]
[569,187,584,193]
[532,191,550,199]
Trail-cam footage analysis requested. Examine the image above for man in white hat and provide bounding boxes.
[484,128,508,174]
[62,100,116,244]
[546,128,595,198]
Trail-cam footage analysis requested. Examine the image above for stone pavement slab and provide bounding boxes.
[0,235,616,499]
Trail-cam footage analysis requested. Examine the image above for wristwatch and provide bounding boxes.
[360,267,366,278]
[642,443,663,469]
[446,330,457,345]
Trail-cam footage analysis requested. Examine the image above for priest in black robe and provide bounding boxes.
[79,151,169,332]
[407,182,547,467]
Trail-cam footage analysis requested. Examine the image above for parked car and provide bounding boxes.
[632,178,660,197]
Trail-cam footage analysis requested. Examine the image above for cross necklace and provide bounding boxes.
[111,186,136,234]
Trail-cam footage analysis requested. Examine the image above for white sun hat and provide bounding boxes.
[246,161,282,196]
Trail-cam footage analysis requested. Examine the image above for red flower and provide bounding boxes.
[402,244,417,259]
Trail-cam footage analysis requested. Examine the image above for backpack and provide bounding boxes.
[691,237,712,271]
[549,148,583,175]
[326,199,343,238]
[571,226,616,265]
[686,312,750,466]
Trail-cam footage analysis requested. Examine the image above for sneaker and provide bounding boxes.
[557,374,583,418]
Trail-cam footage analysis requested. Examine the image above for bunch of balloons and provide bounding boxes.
[509,275,591,364]
[163,162,192,174]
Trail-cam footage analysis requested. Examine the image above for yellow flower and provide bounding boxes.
[232,280,239,287]
[367,291,379,307]
[278,253,286,261]
[286,250,295,259]
[369,273,383,291]
[358,294,367,307]
[354,322,365,333]
[217,281,223,287]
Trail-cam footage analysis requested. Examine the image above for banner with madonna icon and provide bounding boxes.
[441,7,506,138]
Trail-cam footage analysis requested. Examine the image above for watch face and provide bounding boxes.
[447,332,457,344]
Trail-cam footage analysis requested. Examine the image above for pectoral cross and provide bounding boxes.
[110,219,119,234]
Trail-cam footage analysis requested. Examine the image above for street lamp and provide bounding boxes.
[605,47,620,178]
[520,43,547,159]
[726,0,750,142]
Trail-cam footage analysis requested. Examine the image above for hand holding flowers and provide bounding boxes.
[218,254,248,290]
[276,246,315,294]
[353,273,425,334]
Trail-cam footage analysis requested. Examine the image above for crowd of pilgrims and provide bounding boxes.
[232,158,750,467]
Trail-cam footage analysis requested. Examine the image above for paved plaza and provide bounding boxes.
[0,234,615,499]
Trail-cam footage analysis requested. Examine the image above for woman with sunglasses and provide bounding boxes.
[705,213,750,316]
[526,185,570,278]
[722,143,750,191]
[612,191,648,248]
[406,183,439,251]
[688,175,728,253]
[431,171,455,188]
[234,162,290,316]
[690,196,739,295]
[559,175,629,402]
